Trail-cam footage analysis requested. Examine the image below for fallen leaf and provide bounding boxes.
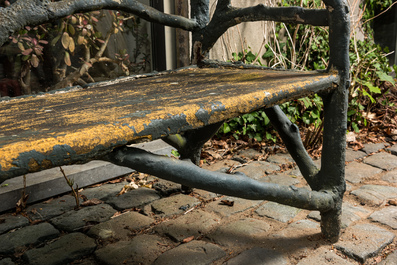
[220,200,234,206]
[182,236,194,243]
[388,199,397,206]
[81,198,103,207]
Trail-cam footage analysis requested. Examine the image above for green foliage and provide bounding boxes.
[221,0,396,143]
[2,2,151,94]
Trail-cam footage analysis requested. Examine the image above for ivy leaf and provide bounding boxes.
[376,71,395,85]
[222,123,231,134]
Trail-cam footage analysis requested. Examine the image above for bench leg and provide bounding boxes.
[163,121,224,192]
[266,91,347,243]
[318,87,348,242]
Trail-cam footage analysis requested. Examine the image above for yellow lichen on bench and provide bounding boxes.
[0,66,338,180]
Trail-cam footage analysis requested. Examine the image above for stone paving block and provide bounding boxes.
[345,161,383,183]
[267,153,294,165]
[153,179,182,196]
[296,247,357,265]
[226,247,288,265]
[283,168,303,178]
[236,161,281,180]
[26,195,82,221]
[351,185,397,206]
[335,224,395,263]
[238,148,263,160]
[308,202,371,229]
[345,149,367,162]
[208,218,272,247]
[95,234,172,265]
[0,214,29,235]
[379,250,397,265]
[255,202,301,223]
[387,145,397,156]
[149,194,201,217]
[364,152,397,171]
[23,232,96,265]
[273,220,321,240]
[152,240,226,265]
[155,210,220,242]
[0,222,59,254]
[382,169,397,183]
[0,258,15,265]
[88,211,154,240]
[369,207,397,229]
[260,174,300,186]
[80,182,126,200]
[193,189,219,201]
[363,143,386,154]
[50,204,117,232]
[205,196,262,217]
[105,187,160,210]
[201,159,241,173]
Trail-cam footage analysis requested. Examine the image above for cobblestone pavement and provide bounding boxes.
[1,143,397,265]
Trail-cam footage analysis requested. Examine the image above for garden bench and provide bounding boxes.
[0,0,350,242]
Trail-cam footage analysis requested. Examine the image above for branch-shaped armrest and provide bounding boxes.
[0,0,197,47]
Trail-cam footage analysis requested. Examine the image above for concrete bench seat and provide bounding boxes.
[0,63,338,181]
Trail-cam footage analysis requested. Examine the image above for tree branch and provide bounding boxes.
[0,0,197,47]
[103,146,336,211]
[264,105,321,190]
[199,5,329,53]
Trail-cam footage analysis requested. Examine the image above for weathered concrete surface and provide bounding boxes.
[106,187,160,210]
[345,161,383,183]
[154,210,220,242]
[296,247,357,264]
[236,161,281,179]
[95,234,173,265]
[345,149,367,162]
[0,222,59,254]
[0,214,29,234]
[50,204,117,232]
[335,224,395,263]
[255,202,301,223]
[149,193,201,217]
[205,196,262,217]
[152,240,226,265]
[382,169,397,183]
[362,143,387,154]
[208,218,272,247]
[88,211,154,240]
[351,185,397,206]
[364,152,397,171]
[22,233,96,265]
[369,207,397,230]
[226,247,288,265]
[27,195,82,221]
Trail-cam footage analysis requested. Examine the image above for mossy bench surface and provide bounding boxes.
[0,65,338,180]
